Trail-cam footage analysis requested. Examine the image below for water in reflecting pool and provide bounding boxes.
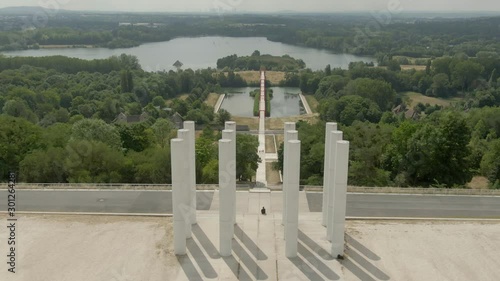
[221,87,304,118]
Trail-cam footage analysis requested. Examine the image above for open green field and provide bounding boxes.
[231,116,259,130]
[204,93,220,107]
[392,55,430,65]
[166,94,190,106]
[266,114,320,130]
[402,92,462,108]
[235,71,285,85]
[231,114,320,131]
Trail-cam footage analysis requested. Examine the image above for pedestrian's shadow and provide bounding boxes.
[341,234,390,281]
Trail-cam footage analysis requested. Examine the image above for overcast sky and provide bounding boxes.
[2,0,500,13]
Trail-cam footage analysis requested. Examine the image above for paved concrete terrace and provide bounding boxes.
[174,191,350,281]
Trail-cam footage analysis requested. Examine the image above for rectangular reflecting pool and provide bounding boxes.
[220,87,305,117]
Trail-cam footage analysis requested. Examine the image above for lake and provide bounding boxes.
[221,87,304,118]
[3,37,374,71]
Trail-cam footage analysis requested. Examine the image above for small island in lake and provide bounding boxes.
[217,50,306,71]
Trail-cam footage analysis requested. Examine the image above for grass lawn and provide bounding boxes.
[266,162,281,185]
[304,95,319,113]
[402,92,462,108]
[231,114,320,131]
[204,93,220,107]
[165,94,190,106]
[235,71,286,85]
[265,135,276,153]
[266,114,320,130]
[467,176,490,189]
[231,116,259,131]
[400,65,427,71]
[275,134,284,145]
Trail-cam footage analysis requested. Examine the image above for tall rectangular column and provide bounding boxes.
[219,139,235,257]
[330,141,350,257]
[177,129,192,238]
[322,122,338,226]
[285,140,301,258]
[283,130,298,232]
[222,129,236,230]
[327,131,343,241]
[184,121,197,225]
[171,138,189,255]
[282,122,296,226]
[224,122,237,225]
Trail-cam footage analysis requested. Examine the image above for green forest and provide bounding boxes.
[0,55,259,184]
[217,51,306,71]
[0,11,499,188]
[1,12,500,58]
[275,56,500,188]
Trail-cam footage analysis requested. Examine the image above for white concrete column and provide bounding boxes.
[322,122,338,226]
[225,121,236,133]
[171,138,189,255]
[331,141,350,257]
[219,139,235,256]
[283,130,298,232]
[282,122,296,226]
[224,122,237,225]
[327,131,343,241]
[285,140,301,258]
[177,129,192,238]
[222,129,236,229]
[184,121,197,225]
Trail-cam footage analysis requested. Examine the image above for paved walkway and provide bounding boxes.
[256,71,267,186]
[214,94,226,113]
[174,191,343,281]
[299,94,313,114]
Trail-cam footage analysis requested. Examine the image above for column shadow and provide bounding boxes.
[233,238,269,280]
[297,242,340,280]
[186,238,218,279]
[192,224,220,259]
[287,256,324,281]
[341,236,390,281]
[345,234,381,261]
[235,224,269,260]
[222,253,253,281]
[298,230,334,260]
[176,255,204,281]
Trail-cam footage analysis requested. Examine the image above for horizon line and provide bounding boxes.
[1,6,500,15]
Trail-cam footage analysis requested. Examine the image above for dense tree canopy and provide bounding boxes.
[2,12,500,188]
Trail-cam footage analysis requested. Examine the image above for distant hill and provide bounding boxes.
[0,6,71,14]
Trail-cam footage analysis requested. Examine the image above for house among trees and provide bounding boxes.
[170,112,184,129]
[392,104,420,120]
[114,112,149,124]
[114,111,185,128]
